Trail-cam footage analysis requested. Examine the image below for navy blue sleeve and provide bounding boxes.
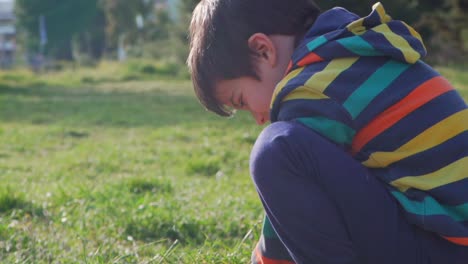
[249,121,359,264]
[249,121,427,264]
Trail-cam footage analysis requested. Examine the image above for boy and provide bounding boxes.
[188,0,468,263]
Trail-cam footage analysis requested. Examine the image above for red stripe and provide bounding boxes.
[443,236,468,246]
[255,245,295,264]
[351,76,453,155]
[296,52,323,67]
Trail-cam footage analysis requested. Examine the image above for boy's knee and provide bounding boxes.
[250,123,290,189]
[250,122,316,191]
[250,121,354,194]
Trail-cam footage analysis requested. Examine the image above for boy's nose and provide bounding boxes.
[251,111,268,126]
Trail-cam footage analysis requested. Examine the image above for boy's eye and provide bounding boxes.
[238,97,245,108]
[230,92,246,110]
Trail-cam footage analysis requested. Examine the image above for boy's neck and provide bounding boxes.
[268,35,297,76]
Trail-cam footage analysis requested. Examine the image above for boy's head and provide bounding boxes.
[188,0,321,124]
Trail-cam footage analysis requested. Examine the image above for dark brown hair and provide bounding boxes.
[187,0,321,116]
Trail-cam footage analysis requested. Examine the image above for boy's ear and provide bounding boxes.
[248,33,277,67]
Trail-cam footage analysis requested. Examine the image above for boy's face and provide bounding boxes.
[215,34,296,125]
[216,75,276,125]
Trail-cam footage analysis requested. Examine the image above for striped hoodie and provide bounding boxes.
[264,2,468,259]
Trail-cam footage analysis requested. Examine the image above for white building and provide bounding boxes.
[0,0,15,68]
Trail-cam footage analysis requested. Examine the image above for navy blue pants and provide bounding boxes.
[250,121,468,264]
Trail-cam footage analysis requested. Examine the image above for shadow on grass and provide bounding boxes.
[0,82,223,128]
[0,188,44,217]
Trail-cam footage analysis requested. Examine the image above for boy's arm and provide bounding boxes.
[274,84,355,151]
[252,215,295,264]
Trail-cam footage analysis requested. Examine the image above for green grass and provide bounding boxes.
[436,65,468,97]
[0,63,466,263]
[0,66,263,263]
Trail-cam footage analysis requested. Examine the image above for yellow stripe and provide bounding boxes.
[304,57,359,94]
[402,21,423,41]
[391,157,468,192]
[283,86,329,102]
[347,3,391,35]
[372,2,392,23]
[363,109,468,168]
[270,67,304,107]
[347,18,366,35]
[402,21,427,52]
[372,24,420,63]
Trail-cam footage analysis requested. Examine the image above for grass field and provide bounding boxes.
[0,64,467,263]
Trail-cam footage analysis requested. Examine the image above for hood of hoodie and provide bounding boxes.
[286,2,426,73]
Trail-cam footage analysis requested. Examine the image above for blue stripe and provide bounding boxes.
[306,36,328,51]
[291,45,313,67]
[359,90,467,158]
[323,57,388,104]
[312,41,356,61]
[387,22,427,58]
[403,211,468,237]
[337,36,383,56]
[360,30,407,63]
[278,99,354,127]
[285,61,330,89]
[352,61,438,129]
[392,191,468,222]
[271,61,330,122]
[374,132,468,183]
[343,60,410,119]
[429,177,468,206]
[262,216,278,239]
[259,236,294,261]
[363,8,384,28]
[297,116,356,145]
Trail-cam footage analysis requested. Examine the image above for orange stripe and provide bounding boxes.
[255,245,295,264]
[351,76,453,155]
[297,52,323,67]
[443,236,468,246]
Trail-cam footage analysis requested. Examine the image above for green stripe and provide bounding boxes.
[343,60,410,119]
[306,36,327,51]
[337,36,383,56]
[392,191,468,221]
[297,117,356,145]
[262,216,279,239]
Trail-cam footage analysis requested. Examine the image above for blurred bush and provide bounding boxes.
[12,0,467,70]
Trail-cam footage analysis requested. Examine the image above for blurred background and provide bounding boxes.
[0,1,466,263]
[1,0,197,76]
[0,0,466,73]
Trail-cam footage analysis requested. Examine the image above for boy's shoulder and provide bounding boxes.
[250,121,315,180]
[254,121,311,148]
[250,121,325,167]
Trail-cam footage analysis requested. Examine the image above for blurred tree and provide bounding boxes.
[166,0,198,62]
[15,0,465,64]
[309,1,466,63]
[145,5,172,41]
[126,0,195,65]
[15,0,99,60]
[317,0,446,25]
[99,0,157,51]
[177,0,198,37]
[74,7,107,61]
[179,0,198,15]
[416,0,468,63]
